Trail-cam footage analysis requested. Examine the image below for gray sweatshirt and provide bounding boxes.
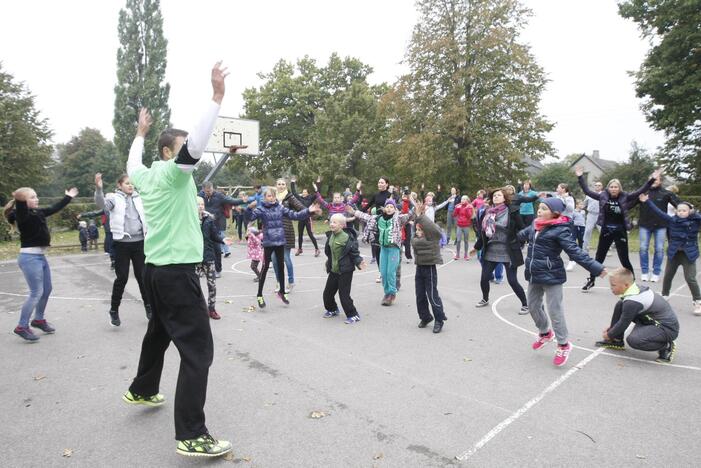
[95,187,144,242]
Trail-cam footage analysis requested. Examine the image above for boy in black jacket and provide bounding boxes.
[197,197,232,320]
[322,214,366,324]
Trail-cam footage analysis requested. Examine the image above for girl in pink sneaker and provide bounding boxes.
[517,198,607,366]
[246,225,264,282]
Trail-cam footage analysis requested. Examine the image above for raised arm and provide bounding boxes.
[315,192,330,209]
[640,194,673,223]
[40,188,77,217]
[127,108,152,177]
[627,173,658,199]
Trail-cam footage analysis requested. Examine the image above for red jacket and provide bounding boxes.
[453,203,474,227]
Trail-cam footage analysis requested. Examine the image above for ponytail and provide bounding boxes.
[3,199,16,223]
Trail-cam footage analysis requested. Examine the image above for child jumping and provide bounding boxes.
[640,193,701,315]
[197,196,232,320]
[322,214,367,324]
[518,198,606,366]
[246,188,321,307]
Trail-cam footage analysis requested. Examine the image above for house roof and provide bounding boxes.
[569,154,618,173]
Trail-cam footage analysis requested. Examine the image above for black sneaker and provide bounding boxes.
[277,292,290,304]
[145,304,152,321]
[519,305,529,315]
[110,260,116,270]
[432,321,444,334]
[475,299,489,308]
[581,277,595,293]
[418,318,434,328]
[30,319,55,334]
[396,277,401,291]
[109,310,121,327]
[595,339,625,350]
[657,341,676,363]
[224,252,231,258]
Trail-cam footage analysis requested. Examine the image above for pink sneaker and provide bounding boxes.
[553,342,572,367]
[453,255,459,260]
[464,255,470,261]
[532,330,554,350]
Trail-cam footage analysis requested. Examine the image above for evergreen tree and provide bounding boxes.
[113,0,170,162]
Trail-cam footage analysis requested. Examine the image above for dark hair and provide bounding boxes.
[117,174,129,185]
[158,128,188,158]
[558,183,570,194]
[378,176,390,186]
[487,187,512,205]
[202,181,214,190]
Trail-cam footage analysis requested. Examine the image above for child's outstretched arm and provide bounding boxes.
[40,188,78,217]
[558,228,606,278]
[517,225,532,242]
[640,194,673,223]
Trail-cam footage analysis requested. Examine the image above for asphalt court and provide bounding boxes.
[1,240,699,466]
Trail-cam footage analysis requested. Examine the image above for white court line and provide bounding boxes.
[0,291,141,302]
[455,348,605,461]
[490,291,701,371]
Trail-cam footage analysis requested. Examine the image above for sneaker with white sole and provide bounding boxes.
[553,342,572,366]
[344,315,361,324]
[650,274,660,282]
[532,330,554,350]
[176,434,232,458]
[323,309,339,318]
[566,261,575,272]
[640,272,649,282]
[375,275,382,283]
[475,299,489,308]
[519,305,529,315]
[122,390,165,407]
[694,301,701,316]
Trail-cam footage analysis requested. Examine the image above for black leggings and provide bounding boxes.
[590,225,634,282]
[257,245,285,297]
[480,260,527,306]
[297,219,318,250]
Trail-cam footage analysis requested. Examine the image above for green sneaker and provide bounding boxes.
[122,390,165,407]
[176,434,232,457]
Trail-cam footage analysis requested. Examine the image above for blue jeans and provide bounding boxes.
[639,227,666,275]
[219,230,230,255]
[17,253,52,328]
[272,247,294,284]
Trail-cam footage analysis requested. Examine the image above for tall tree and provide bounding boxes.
[386,0,553,191]
[113,0,170,162]
[602,141,656,193]
[619,0,701,181]
[0,63,53,197]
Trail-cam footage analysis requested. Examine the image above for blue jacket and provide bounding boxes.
[518,221,604,285]
[247,201,311,247]
[645,200,701,262]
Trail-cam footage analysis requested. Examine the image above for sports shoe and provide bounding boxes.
[208,310,221,320]
[432,321,444,333]
[381,295,391,306]
[145,304,153,321]
[277,292,290,304]
[295,248,303,256]
[650,274,660,282]
[323,309,339,318]
[288,282,295,292]
[314,249,320,257]
[418,318,434,328]
[694,301,701,316]
[109,310,121,327]
[595,338,625,350]
[122,390,165,407]
[532,330,554,350]
[464,255,470,260]
[453,255,460,260]
[494,278,504,284]
[344,315,361,324]
[257,296,266,308]
[396,278,401,291]
[388,294,396,304]
[14,326,39,342]
[215,271,222,279]
[661,295,669,301]
[475,299,489,308]
[553,342,572,366]
[566,261,575,272]
[370,258,376,264]
[640,272,649,282]
[375,275,382,283]
[30,319,55,334]
[656,341,676,363]
[110,260,116,270]
[581,277,595,293]
[253,277,259,282]
[224,252,231,258]
[519,305,529,315]
[176,434,232,458]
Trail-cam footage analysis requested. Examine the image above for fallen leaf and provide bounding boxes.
[463,357,472,362]
[62,448,73,457]
[636,455,646,459]
[77,354,86,359]
[264,402,276,407]
[33,374,46,381]
[309,411,328,419]
[373,452,384,460]
[243,456,252,462]
[223,451,235,461]
[225,300,233,304]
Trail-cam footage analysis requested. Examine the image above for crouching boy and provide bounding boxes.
[322,214,367,324]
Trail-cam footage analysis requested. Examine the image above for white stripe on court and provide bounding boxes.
[455,347,605,461]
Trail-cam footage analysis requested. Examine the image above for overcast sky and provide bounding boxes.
[2,0,662,163]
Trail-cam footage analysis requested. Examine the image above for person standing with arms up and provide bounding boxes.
[122,63,240,458]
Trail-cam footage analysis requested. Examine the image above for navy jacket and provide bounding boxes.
[474,205,525,267]
[200,212,224,263]
[638,187,679,229]
[578,175,654,230]
[324,227,364,274]
[518,221,604,285]
[645,200,701,262]
[198,190,248,231]
[247,201,311,247]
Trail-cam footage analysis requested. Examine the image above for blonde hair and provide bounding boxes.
[4,187,35,225]
[667,185,679,194]
[607,179,622,190]
[196,196,204,204]
[609,267,633,283]
[330,213,347,226]
[264,187,277,198]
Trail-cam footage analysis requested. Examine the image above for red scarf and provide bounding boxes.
[534,215,569,231]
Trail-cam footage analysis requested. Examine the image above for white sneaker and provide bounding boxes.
[662,295,669,301]
[650,274,660,282]
[566,261,575,272]
[640,273,649,282]
[376,275,382,283]
[694,301,701,316]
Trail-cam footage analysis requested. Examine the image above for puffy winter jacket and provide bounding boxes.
[324,227,364,274]
[412,214,443,266]
[247,201,311,247]
[518,222,604,285]
[578,175,654,230]
[644,200,701,262]
[452,203,473,227]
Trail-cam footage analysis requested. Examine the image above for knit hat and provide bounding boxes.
[542,197,565,214]
[384,198,397,208]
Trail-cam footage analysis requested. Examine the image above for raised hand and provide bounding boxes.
[639,193,649,203]
[651,168,663,180]
[228,145,248,154]
[575,166,584,177]
[211,61,229,104]
[66,187,79,198]
[290,175,297,183]
[414,201,425,215]
[316,175,322,184]
[356,180,362,191]
[345,204,355,214]
[95,173,103,189]
[137,108,153,137]
[312,182,319,193]
[247,200,258,209]
[310,202,322,214]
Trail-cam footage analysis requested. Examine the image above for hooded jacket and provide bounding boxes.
[247,201,311,247]
[324,227,364,274]
[412,214,444,266]
[644,200,701,262]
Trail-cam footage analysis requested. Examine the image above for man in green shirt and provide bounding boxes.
[122,62,243,458]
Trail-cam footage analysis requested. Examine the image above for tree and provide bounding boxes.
[0,63,53,197]
[619,0,701,181]
[53,128,123,195]
[602,142,657,193]
[531,162,580,197]
[113,0,170,162]
[385,0,554,192]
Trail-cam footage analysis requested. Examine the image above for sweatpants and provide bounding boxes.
[323,271,358,318]
[197,261,217,311]
[379,245,401,295]
[258,245,286,297]
[582,214,599,251]
[129,263,213,441]
[111,240,148,312]
[527,282,568,345]
[455,226,470,257]
[480,260,527,306]
[415,265,446,323]
[662,250,701,301]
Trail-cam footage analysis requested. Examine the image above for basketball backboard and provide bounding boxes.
[206,116,259,155]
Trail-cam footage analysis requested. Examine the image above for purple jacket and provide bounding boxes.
[578,175,655,231]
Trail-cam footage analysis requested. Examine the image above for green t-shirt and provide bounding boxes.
[130,159,203,266]
[330,230,349,273]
